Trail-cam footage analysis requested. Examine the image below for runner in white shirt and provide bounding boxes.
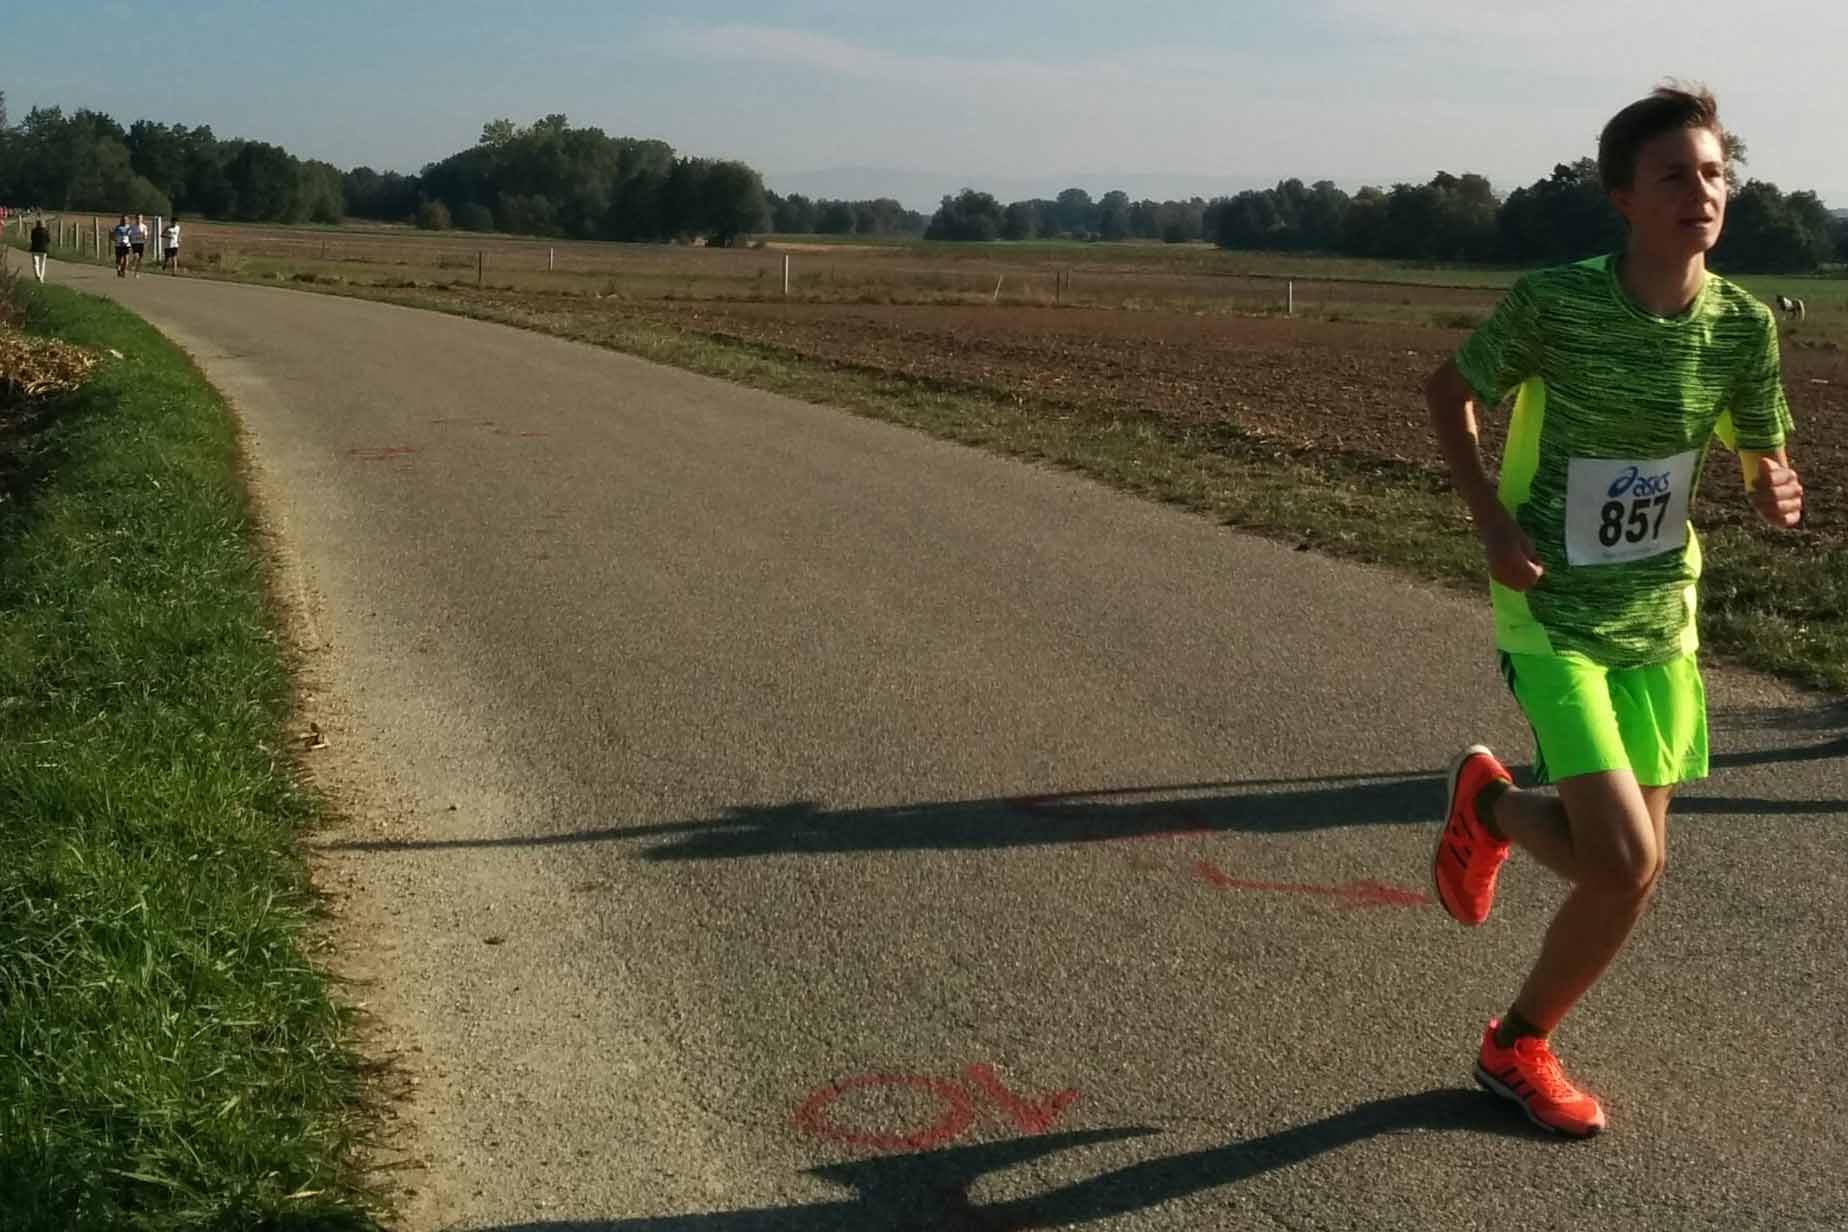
[129,215,149,278]
[161,221,181,273]
[112,216,132,277]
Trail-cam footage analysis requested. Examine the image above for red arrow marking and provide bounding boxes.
[962,1064,1080,1134]
[1197,861,1428,908]
[792,1073,977,1151]
[1339,879,1430,907]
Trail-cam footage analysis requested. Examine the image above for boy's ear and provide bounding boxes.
[1608,187,1634,224]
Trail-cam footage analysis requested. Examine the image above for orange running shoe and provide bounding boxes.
[1433,745,1512,926]
[1475,1020,1608,1137]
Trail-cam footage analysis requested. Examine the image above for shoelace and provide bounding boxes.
[1512,1037,1581,1103]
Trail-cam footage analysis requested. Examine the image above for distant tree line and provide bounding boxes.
[766,192,928,237]
[5,91,1841,267]
[0,96,918,246]
[0,97,346,225]
[1201,161,1843,273]
[925,187,1208,243]
[928,153,1848,273]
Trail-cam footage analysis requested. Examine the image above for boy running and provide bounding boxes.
[161,219,181,272]
[1425,84,1804,1138]
[112,215,132,277]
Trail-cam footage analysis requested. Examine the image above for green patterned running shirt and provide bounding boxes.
[1454,254,1792,668]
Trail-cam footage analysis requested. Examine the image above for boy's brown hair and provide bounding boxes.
[1597,83,1725,192]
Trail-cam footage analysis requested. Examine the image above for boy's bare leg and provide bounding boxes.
[1481,773,1670,1036]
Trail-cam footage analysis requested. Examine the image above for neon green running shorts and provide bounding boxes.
[1498,651,1709,787]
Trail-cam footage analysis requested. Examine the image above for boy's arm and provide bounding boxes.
[1426,359,1544,591]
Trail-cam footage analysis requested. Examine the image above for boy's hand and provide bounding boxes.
[1479,512,1545,591]
[1749,456,1804,529]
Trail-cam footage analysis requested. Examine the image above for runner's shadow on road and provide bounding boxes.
[321,710,1846,860]
[460,1087,1542,1230]
[325,749,1848,864]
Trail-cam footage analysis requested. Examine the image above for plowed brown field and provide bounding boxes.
[514,295,1846,539]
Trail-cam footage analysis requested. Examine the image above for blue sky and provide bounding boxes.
[5,1,1843,210]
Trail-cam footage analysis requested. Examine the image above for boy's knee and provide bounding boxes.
[1588,836,1662,898]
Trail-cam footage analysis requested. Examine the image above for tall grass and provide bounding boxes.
[0,274,378,1230]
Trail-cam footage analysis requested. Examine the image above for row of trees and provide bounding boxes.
[917,129,1844,272]
[414,115,758,243]
[413,118,931,243]
[925,162,1847,272]
[6,90,1843,266]
[1206,144,1848,273]
[925,187,1210,243]
[0,97,916,247]
[0,95,348,225]
[766,193,927,236]
[1200,163,1844,272]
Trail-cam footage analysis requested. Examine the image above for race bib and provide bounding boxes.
[1564,451,1699,566]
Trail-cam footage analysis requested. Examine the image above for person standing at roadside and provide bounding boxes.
[30,216,52,282]
[161,218,182,273]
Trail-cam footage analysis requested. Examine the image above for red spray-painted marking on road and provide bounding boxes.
[793,1073,977,1151]
[346,446,418,462]
[962,1064,1080,1133]
[794,1065,1080,1151]
[1197,861,1428,908]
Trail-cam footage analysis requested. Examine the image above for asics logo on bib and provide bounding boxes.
[1606,466,1674,500]
[1564,450,1698,567]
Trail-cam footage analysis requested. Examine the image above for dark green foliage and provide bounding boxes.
[0,109,332,224]
[0,103,797,244]
[453,201,496,232]
[1190,156,1838,272]
[924,189,1005,241]
[341,166,418,222]
[1496,160,1624,264]
[1712,183,1839,274]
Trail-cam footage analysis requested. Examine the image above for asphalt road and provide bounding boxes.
[56,259,1848,1231]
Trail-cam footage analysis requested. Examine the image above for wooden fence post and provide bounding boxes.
[783,253,791,299]
[1287,281,1294,317]
[548,247,555,272]
[477,250,484,288]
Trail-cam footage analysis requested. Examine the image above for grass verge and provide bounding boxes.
[0,276,378,1230]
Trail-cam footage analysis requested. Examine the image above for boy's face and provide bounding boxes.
[1610,126,1727,258]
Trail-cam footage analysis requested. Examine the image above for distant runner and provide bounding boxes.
[161,219,181,273]
[112,215,132,278]
[1425,83,1804,1138]
[129,214,149,278]
[30,216,51,283]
